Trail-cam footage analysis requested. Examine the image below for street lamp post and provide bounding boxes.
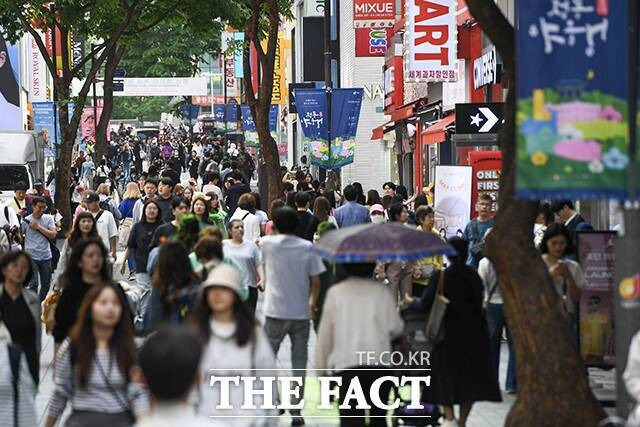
[321,0,332,183]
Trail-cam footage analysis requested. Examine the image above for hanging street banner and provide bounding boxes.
[294,89,364,169]
[353,0,394,28]
[0,28,21,131]
[516,1,629,200]
[241,105,259,147]
[226,104,239,131]
[294,89,330,168]
[330,89,364,168]
[213,104,226,129]
[32,101,75,156]
[261,33,289,105]
[28,31,49,103]
[405,0,458,82]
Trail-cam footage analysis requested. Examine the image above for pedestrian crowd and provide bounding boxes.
[0,123,603,427]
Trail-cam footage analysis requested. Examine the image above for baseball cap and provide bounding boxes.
[83,192,100,203]
[200,264,243,298]
[370,204,384,214]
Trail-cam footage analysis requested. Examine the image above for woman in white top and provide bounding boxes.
[540,223,585,332]
[229,193,261,244]
[223,219,263,315]
[191,264,276,426]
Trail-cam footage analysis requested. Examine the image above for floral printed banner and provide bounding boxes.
[516,0,629,200]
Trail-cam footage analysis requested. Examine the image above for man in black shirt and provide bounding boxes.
[154,177,178,223]
[149,197,190,249]
[294,191,319,242]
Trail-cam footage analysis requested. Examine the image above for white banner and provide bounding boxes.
[72,77,209,97]
[405,0,457,82]
[434,165,472,239]
[28,31,49,103]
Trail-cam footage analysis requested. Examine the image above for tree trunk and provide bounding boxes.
[95,44,126,161]
[255,115,282,204]
[54,82,74,232]
[467,1,607,425]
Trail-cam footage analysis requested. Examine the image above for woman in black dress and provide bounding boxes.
[407,237,501,427]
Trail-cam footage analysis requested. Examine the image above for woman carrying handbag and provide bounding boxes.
[404,237,500,427]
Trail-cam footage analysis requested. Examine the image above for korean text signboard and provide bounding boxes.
[353,0,394,28]
[405,0,457,81]
[516,1,629,200]
[577,231,616,368]
[241,105,259,147]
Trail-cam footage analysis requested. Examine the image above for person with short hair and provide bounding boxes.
[294,191,320,242]
[463,193,495,269]
[224,219,263,314]
[84,192,118,262]
[334,185,370,228]
[133,178,159,223]
[149,197,190,250]
[382,181,396,196]
[550,200,589,257]
[136,326,213,427]
[260,207,325,425]
[7,181,29,221]
[21,196,56,301]
[155,177,178,223]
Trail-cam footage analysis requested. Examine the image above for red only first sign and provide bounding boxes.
[353,0,395,28]
[355,28,393,57]
[405,0,458,82]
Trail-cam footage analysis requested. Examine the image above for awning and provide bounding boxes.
[422,114,455,144]
[371,120,393,140]
[390,104,414,122]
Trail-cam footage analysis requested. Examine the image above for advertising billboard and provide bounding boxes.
[0,28,21,131]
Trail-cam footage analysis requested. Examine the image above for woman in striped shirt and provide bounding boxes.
[45,282,149,427]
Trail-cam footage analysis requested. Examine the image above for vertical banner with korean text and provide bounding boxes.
[294,89,330,168]
[516,1,629,200]
[225,104,239,131]
[213,104,226,129]
[434,165,472,239]
[241,105,259,147]
[405,0,457,81]
[577,231,616,367]
[330,89,363,168]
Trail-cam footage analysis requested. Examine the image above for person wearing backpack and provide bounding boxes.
[95,159,111,188]
[463,194,495,269]
[84,192,118,263]
[97,183,122,221]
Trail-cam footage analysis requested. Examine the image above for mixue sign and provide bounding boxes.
[405,0,457,81]
[353,0,394,28]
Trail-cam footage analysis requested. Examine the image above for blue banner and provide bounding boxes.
[213,104,226,129]
[330,89,363,168]
[269,105,278,133]
[179,104,200,120]
[32,101,76,157]
[516,0,629,200]
[234,33,244,78]
[225,104,239,131]
[241,105,259,147]
[294,89,330,168]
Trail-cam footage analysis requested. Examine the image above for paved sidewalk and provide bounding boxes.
[35,252,515,426]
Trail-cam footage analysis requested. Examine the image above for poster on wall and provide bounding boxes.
[0,28,21,131]
[516,1,629,200]
[468,151,502,217]
[405,0,457,82]
[355,27,392,57]
[577,231,616,368]
[434,165,472,239]
[353,0,394,28]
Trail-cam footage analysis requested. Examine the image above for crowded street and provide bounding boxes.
[0,0,636,426]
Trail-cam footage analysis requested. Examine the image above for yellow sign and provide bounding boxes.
[262,33,289,105]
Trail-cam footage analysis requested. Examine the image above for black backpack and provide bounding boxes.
[470,220,486,264]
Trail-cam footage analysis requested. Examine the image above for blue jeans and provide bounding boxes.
[28,258,52,302]
[264,317,310,413]
[122,161,131,181]
[486,302,516,391]
[127,252,136,273]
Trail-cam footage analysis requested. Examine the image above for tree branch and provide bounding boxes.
[7,0,56,75]
[69,41,109,76]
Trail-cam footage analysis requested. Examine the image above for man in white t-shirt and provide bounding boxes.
[260,206,325,426]
[84,192,118,261]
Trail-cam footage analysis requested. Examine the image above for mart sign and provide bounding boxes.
[405,0,457,81]
[353,0,394,28]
